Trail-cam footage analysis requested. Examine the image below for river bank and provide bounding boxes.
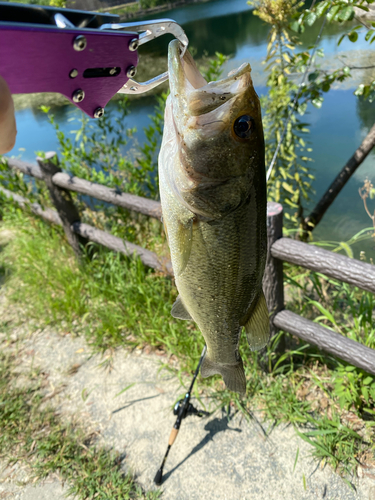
[102,0,214,21]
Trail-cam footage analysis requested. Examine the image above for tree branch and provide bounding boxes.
[304,121,375,231]
[350,65,375,70]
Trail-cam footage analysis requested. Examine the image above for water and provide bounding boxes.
[7,0,375,257]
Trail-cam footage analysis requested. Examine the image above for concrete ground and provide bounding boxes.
[0,462,70,500]
[1,319,375,500]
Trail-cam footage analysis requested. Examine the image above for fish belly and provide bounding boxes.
[176,194,265,364]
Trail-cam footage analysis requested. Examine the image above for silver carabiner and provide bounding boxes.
[99,19,188,95]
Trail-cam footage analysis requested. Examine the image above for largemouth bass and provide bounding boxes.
[159,40,269,395]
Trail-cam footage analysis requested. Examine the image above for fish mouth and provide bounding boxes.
[168,39,253,120]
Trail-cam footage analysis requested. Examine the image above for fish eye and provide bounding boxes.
[233,115,254,139]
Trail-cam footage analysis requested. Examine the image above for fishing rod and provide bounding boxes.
[154,344,207,485]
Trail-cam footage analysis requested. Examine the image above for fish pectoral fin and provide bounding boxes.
[162,213,169,244]
[171,295,192,320]
[174,218,194,276]
[242,291,270,351]
[201,354,246,396]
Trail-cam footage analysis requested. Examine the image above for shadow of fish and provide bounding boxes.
[159,40,269,395]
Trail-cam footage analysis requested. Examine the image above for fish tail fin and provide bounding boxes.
[243,291,270,351]
[201,354,246,396]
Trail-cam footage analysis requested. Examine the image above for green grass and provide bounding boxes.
[0,209,203,369]
[0,207,374,484]
[107,3,140,17]
[0,347,160,499]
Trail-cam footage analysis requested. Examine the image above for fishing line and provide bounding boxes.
[266,10,328,182]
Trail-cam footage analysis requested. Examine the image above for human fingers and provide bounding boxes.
[0,76,17,154]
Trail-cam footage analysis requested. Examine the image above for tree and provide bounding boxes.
[248,0,375,235]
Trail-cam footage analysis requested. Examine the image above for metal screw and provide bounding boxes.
[69,69,78,79]
[73,35,87,51]
[126,65,137,78]
[94,107,104,119]
[129,38,139,52]
[109,68,118,76]
[72,89,85,103]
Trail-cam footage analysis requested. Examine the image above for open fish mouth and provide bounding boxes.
[168,39,253,120]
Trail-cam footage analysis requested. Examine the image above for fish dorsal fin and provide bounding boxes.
[242,291,270,351]
[174,218,194,276]
[171,295,192,320]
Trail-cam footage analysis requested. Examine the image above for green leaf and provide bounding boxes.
[338,34,346,46]
[338,242,353,259]
[327,5,340,22]
[312,96,324,108]
[310,300,336,325]
[339,6,354,22]
[114,383,136,398]
[339,396,347,408]
[39,105,51,114]
[348,31,358,43]
[354,84,365,96]
[363,376,373,385]
[282,182,295,194]
[293,447,299,472]
[305,11,317,26]
[290,21,302,33]
[304,429,339,436]
[316,1,330,17]
[362,386,369,403]
[356,4,369,12]
[365,29,374,42]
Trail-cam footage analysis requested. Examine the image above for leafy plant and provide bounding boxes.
[294,0,375,102]
[249,0,375,233]
[248,0,315,229]
[332,365,375,412]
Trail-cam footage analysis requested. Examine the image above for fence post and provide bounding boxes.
[37,151,84,259]
[263,202,284,350]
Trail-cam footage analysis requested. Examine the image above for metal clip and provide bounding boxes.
[54,13,75,28]
[99,19,188,94]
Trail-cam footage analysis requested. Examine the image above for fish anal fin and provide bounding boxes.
[171,295,192,320]
[242,291,270,351]
[201,354,246,396]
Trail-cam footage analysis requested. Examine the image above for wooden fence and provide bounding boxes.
[2,151,375,376]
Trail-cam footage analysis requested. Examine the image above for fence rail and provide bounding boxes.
[2,152,375,376]
[272,238,375,294]
[53,173,162,220]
